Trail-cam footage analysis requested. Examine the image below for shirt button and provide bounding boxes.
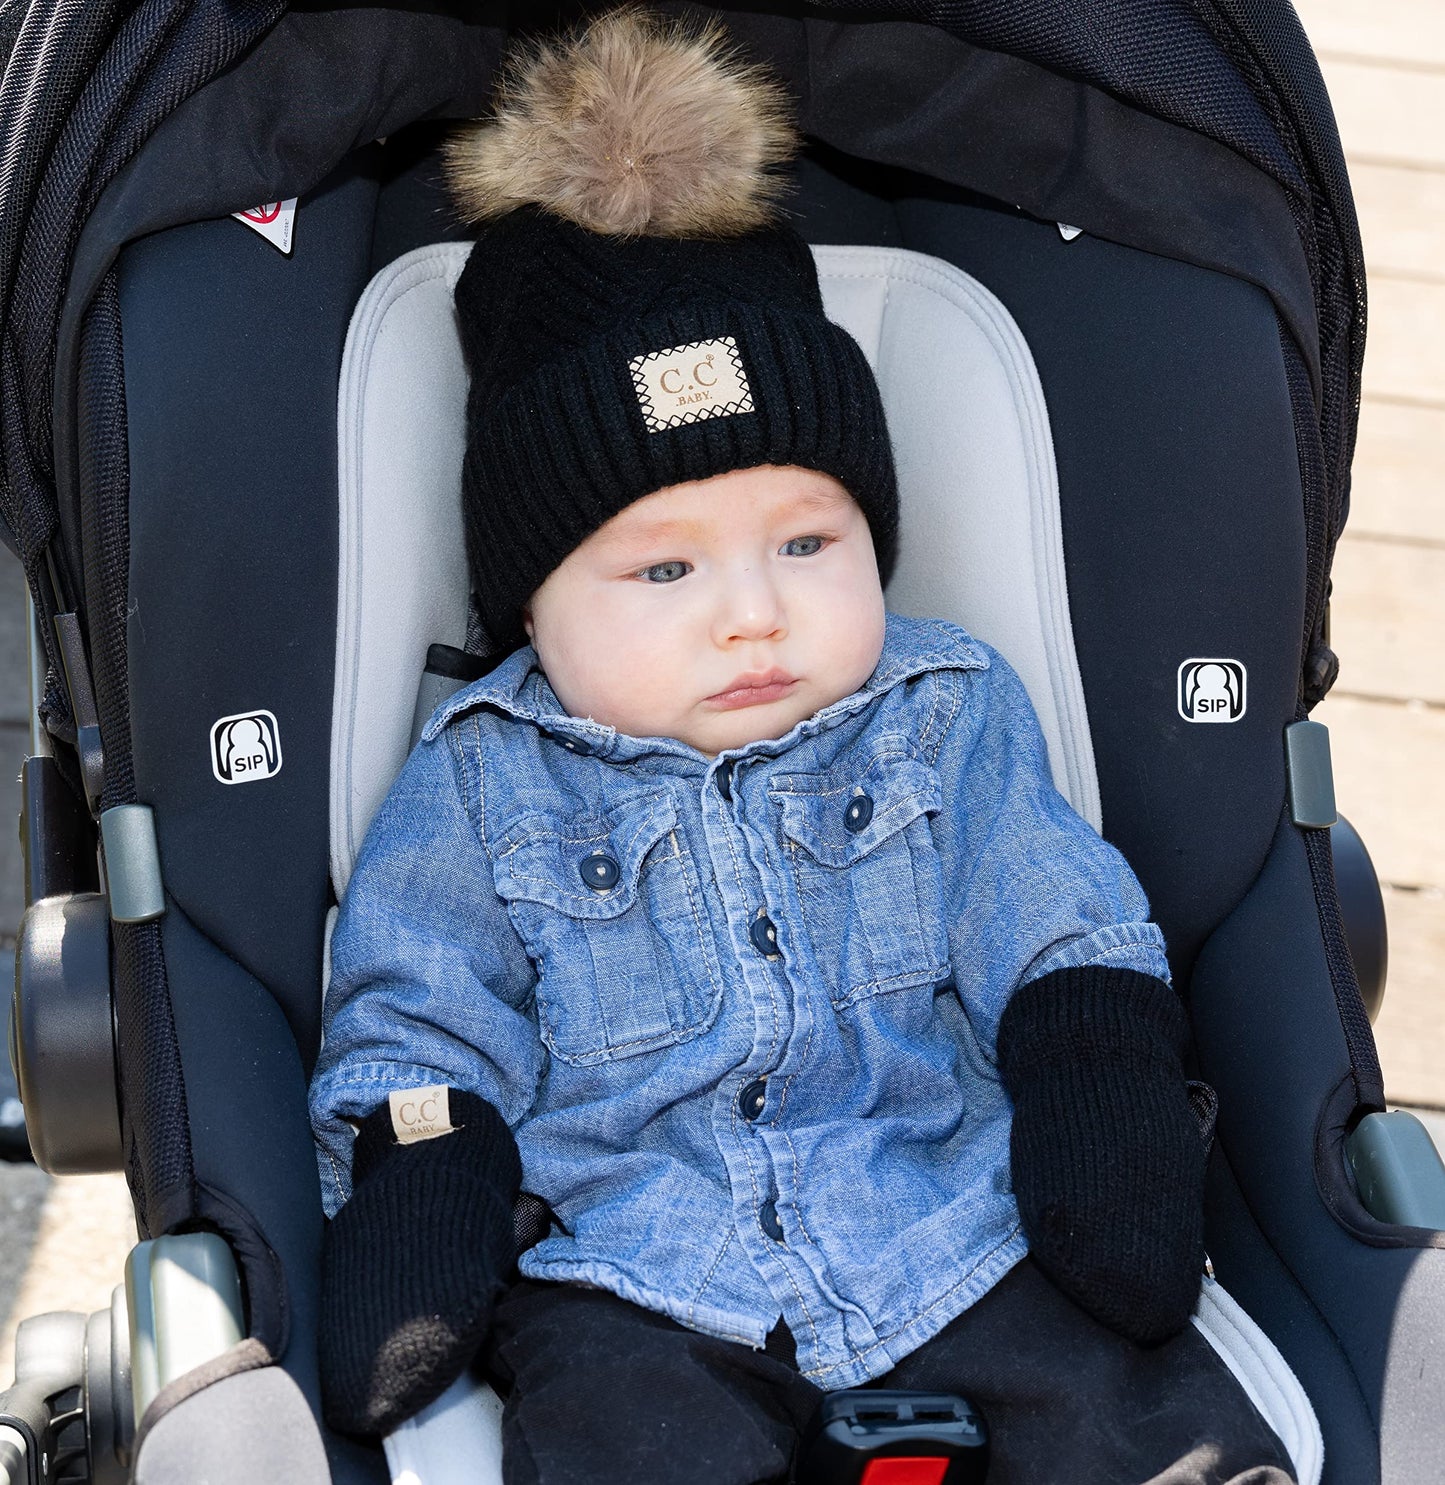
[749,913,780,957]
[739,1079,767,1120]
[580,852,620,891]
[760,1200,785,1242]
[561,737,594,757]
[715,761,734,801]
[844,793,874,832]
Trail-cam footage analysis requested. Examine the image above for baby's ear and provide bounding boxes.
[521,606,534,641]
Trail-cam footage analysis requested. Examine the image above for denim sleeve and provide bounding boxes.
[309,725,543,1217]
[927,649,1170,1062]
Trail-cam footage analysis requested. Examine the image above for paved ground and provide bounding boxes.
[0,0,1441,1387]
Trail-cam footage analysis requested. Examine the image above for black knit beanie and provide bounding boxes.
[446,12,899,653]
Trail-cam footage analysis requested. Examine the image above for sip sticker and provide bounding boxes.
[1177,660,1246,723]
[210,710,282,784]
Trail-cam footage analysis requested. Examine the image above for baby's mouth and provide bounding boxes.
[704,669,798,710]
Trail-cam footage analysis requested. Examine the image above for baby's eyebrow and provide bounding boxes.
[787,486,853,517]
[594,486,854,557]
[592,518,702,555]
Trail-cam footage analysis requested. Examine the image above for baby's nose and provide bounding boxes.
[716,568,787,644]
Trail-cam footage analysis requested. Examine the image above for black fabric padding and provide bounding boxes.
[159,907,325,1404]
[54,2,504,534]
[893,198,1303,978]
[842,0,1301,191]
[1204,1145,1381,1485]
[788,158,1304,977]
[1192,810,1445,1476]
[13,0,287,481]
[51,17,1324,988]
[78,271,195,1239]
[55,7,1315,556]
[119,164,377,1059]
[782,16,1319,387]
[366,122,477,276]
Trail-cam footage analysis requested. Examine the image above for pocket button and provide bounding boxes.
[843,793,874,832]
[580,852,620,891]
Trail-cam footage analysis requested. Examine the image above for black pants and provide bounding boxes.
[481,1258,1297,1485]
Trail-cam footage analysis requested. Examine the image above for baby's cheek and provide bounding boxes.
[597,644,690,735]
[836,595,887,692]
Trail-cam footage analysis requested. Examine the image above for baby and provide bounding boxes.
[309,13,1295,1484]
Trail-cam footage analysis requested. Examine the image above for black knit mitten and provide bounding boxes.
[997,967,1205,1346]
[320,1089,522,1436]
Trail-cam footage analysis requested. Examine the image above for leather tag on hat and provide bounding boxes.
[388,1084,454,1144]
[630,336,754,432]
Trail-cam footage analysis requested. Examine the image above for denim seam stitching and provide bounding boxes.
[687,1228,735,1327]
[670,823,724,1025]
[830,963,952,1009]
[925,670,964,768]
[803,1222,1024,1382]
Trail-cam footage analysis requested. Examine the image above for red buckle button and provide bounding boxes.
[859,1460,950,1485]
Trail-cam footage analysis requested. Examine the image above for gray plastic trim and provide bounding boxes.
[1285,720,1337,829]
[127,1235,245,1425]
[99,805,165,923]
[0,1425,26,1480]
[1347,1111,1445,1231]
[12,892,122,1174]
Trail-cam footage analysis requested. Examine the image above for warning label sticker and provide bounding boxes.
[233,199,297,256]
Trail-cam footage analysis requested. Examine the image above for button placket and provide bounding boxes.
[759,1199,785,1243]
[749,910,780,959]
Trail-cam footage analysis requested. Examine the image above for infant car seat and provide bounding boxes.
[1,3,1443,1483]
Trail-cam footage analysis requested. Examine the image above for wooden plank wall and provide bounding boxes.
[1296,0,1445,1108]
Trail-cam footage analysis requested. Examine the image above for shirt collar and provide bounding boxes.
[421,612,989,760]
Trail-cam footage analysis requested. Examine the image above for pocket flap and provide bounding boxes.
[496,793,679,920]
[771,753,942,868]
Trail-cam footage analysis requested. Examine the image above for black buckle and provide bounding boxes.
[796,1390,989,1484]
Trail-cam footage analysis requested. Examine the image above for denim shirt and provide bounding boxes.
[310,613,1169,1388]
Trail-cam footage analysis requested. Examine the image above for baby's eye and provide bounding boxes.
[636,560,691,584]
[780,534,826,557]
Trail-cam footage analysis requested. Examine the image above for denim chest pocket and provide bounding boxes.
[494,793,724,1065]
[771,751,950,1010]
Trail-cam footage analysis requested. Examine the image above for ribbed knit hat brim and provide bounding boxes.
[461,285,898,650]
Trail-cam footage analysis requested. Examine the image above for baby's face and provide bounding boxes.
[524,466,887,756]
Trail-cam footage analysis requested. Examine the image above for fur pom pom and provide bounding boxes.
[444,8,798,237]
